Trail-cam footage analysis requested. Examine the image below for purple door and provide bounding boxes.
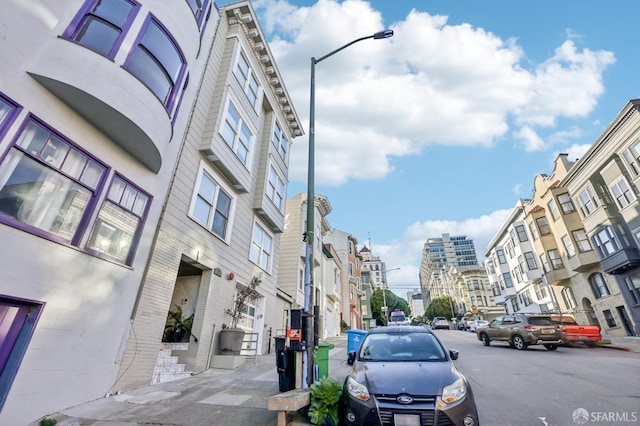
[0,296,43,411]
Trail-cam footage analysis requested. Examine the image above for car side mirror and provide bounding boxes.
[449,349,459,360]
[347,351,357,365]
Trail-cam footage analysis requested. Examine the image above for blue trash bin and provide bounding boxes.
[346,329,368,356]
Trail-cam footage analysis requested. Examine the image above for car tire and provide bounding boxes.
[512,335,527,350]
[481,333,490,346]
[544,344,558,351]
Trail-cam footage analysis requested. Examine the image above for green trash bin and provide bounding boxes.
[314,341,335,380]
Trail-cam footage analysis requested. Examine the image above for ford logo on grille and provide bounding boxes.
[396,394,413,405]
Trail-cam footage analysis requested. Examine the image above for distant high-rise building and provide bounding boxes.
[419,233,478,311]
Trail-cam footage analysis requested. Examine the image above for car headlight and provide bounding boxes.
[347,377,370,401]
[441,377,466,404]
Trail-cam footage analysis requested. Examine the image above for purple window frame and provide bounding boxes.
[0,295,44,411]
[123,14,188,116]
[0,94,22,141]
[186,0,213,32]
[84,173,152,266]
[0,114,110,247]
[61,0,140,59]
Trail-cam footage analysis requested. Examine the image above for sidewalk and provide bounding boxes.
[29,333,640,426]
[597,333,640,353]
[30,336,352,426]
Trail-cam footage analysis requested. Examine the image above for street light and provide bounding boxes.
[382,267,401,323]
[303,29,394,388]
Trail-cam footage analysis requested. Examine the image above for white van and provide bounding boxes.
[389,309,410,326]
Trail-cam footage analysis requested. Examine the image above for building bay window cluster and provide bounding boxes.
[485,120,640,336]
[0,115,149,265]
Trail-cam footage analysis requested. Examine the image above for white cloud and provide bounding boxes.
[361,209,512,286]
[559,143,592,163]
[512,183,523,195]
[254,0,615,186]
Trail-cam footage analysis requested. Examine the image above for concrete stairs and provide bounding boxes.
[152,342,192,384]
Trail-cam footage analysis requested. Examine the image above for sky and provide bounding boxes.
[221,0,640,295]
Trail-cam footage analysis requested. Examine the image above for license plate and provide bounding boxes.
[542,328,555,334]
[394,414,421,426]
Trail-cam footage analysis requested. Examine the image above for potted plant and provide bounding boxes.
[308,376,343,426]
[219,275,261,355]
[163,305,194,343]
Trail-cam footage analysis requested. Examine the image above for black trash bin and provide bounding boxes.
[275,337,295,392]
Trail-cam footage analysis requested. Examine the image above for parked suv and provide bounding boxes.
[476,314,564,350]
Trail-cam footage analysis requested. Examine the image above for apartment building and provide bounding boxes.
[442,264,503,321]
[406,289,424,318]
[0,1,303,422]
[559,100,640,335]
[113,0,303,391]
[485,148,638,337]
[324,229,362,329]
[484,199,557,316]
[321,243,342,337]
[0,0,214,422]
[420,233,479,310]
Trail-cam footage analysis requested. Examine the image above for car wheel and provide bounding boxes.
[513,335,527,350]
[481,333,490,346]
[544,344,558,351]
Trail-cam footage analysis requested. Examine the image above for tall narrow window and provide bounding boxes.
[610,178,636,209]
[0,94,21,139]
[562,234,576,258]
[576,185,599,217]
[0,118,107,244]
[496,248,507,264]
[125,16,187,112]
[548,249,564,270]
[221,101,252,165]
[250,222,272,271]
[85,175,150,265]
[623,149,639,177]
[589,273,611,299]
[536,216,551,235]
[593,226,620,257]
[547,198,560,221]
[528,221,539,240]
[503,272,513,288]
[524,252,537,270]
[190,165,234,240]
[603,309,616,327]
[271,121,288,161]
[623,274,640,305]
[63,0,139,58]
[185,0,210,29]
[572,229,592,253]
[515,224,528,242]
[233,51,260,108]
[557,193,575,214]
[561,287,577,309]
[266,164,285,211]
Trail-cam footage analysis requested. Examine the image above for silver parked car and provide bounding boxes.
[476,314,564,350]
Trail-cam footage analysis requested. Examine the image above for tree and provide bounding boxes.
[424,295,454,320]
[370,289,411,326]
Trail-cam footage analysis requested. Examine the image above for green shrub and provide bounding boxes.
[39,418,57,426]
[308,376,343,426]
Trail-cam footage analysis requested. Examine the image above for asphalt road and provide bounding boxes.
[433,329,640,426]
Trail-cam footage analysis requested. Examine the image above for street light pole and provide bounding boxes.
[303,29,393,388]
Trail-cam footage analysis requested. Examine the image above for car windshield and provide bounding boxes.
[359,332,446,362]
[528,317,555,326]
[391,313,406,321]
